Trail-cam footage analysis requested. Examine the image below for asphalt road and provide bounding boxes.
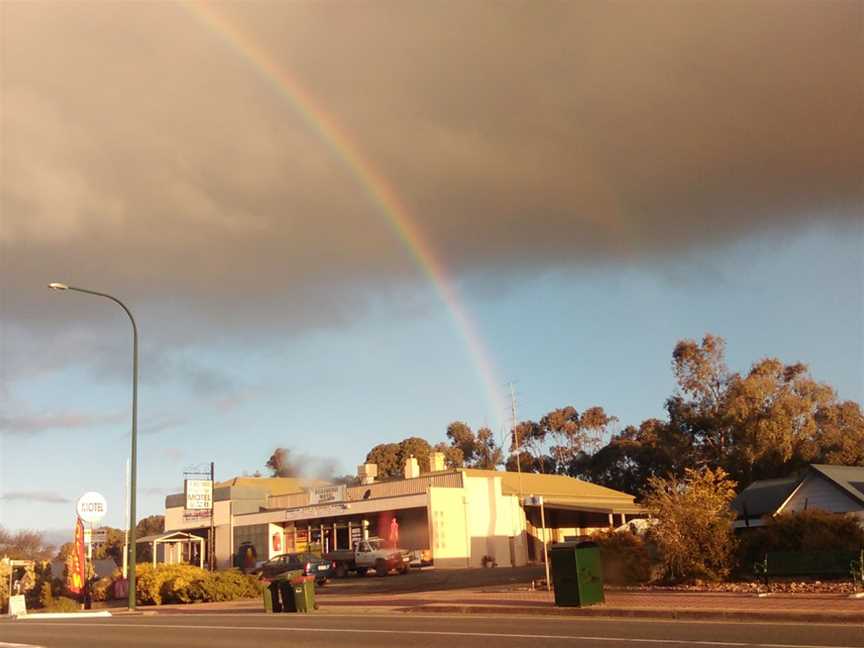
[2,613,863,648]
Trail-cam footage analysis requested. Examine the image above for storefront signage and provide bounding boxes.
[308,485,346,505]
[76,491,107,523]
[284,503,350,522]
[185,479,213,510]
[183,509,211,522]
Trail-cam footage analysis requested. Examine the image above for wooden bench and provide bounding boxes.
[754,550,864,589]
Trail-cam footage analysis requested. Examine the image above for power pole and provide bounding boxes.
[509,381,523,498]
[209,462,216,571]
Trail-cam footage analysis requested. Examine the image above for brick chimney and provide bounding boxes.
[429,452,446,472]
[357,463,378,485]
[403,455,420,479]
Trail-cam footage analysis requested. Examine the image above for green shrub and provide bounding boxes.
[46,596,80,613]
[135,564,262,605]
[591,529,655,584]
[51,578,65,597]
[0,560,9,613]
[91,577,114,602]
[737,509,864,574]
[38,582,54,609]
[644,467,738,582]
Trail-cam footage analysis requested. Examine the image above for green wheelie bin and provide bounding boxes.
[549,540,605,607]
[291,575,316,613]
[264,570,303,613]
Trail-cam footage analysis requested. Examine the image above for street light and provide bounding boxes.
[49,283,139,610]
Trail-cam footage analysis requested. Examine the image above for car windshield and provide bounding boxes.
[367,539,383,551]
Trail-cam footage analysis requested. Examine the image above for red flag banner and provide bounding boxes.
[68,517,86,594]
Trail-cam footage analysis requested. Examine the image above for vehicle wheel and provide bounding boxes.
[356,567,367,577]
[334,563,347,578]
[375,559,388,577]
[317,578,327,587]
[398,565,409,575]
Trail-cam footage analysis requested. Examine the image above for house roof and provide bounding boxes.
[809,464,864,506]
[732,464,864,518]
[136,531,203,544]
[461,468,638,503]
[731,475,801,518]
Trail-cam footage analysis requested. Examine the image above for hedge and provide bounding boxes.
[135,564,263,606]
[736,509,864,575]
[591,529,656,584]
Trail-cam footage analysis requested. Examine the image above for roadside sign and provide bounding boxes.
[184,479,213,510]
[93,528,108,543]
[76,492,107,523]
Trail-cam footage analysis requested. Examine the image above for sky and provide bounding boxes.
[1,1,862,535]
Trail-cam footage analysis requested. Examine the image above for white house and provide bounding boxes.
[732,464,864,528]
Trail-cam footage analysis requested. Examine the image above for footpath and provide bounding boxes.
[150,587,864,624]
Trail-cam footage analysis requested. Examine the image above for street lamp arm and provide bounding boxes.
[63,286,138,335]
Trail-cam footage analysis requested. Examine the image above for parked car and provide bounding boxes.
[257,552,333,585]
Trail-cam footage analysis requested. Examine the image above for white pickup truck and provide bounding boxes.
[325,537,411,578]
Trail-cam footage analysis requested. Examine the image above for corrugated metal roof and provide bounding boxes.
[217,476,329,496]
[461,468,638,502]
[538,496,646,514]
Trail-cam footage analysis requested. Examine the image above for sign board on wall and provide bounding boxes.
[76,492,107,523]
[185,479,213,510]
[308,485,346,505]
[295,527,309,553]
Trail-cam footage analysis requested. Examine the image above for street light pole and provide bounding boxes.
[49,283,139,611]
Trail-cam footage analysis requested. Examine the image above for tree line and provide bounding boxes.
[293,334,862,493]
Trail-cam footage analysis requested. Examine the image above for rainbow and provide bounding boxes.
[184,1,506,431]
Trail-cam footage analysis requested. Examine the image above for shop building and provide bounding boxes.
[163,476,327,569]
[163,454,643,570]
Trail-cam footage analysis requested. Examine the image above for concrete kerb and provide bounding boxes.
[130,600,864,625]
[396,603,864,625]
[15,611,112,620]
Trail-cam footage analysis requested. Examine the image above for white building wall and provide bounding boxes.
[427,486,470,568]
[782,475,862,514]
[462,475,529,568]
[165,500,231,531]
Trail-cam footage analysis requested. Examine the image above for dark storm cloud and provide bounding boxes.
[1,1,861,365]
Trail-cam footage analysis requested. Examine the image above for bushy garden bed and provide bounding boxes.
[135,564,263,605]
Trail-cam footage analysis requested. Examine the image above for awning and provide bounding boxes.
[136,531,201,544]
[526,497,646,515]
[136,531,205,568]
